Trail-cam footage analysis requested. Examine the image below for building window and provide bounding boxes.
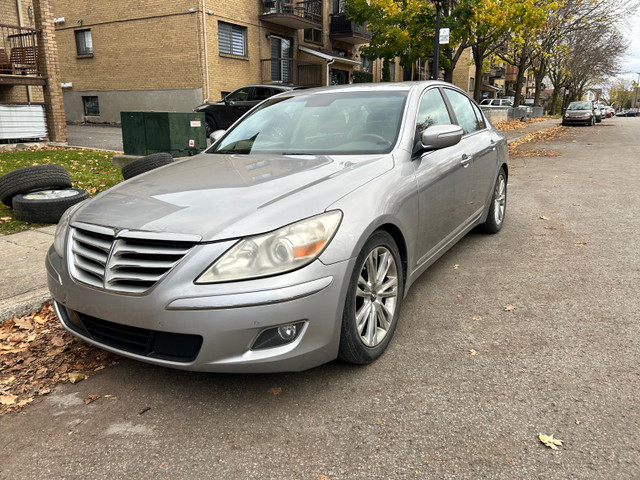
[218,22,246,56]
[361,55,372,73]
[75,29,93,56]
[469,77,475,92]
[82,96,100,116]
[304,28,322,44]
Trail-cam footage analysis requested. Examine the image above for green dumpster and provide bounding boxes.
[121,111,207,157]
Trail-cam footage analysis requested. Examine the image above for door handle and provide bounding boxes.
[461,154,471,168]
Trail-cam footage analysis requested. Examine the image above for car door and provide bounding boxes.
[220,87,255,128]
[442,87,498,220]
[413,87,474,266]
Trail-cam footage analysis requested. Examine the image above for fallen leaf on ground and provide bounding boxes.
[268,387,282,396]
[539,216,550,221]
[84,394,100,405]
[453,264,460,269]
[0,394,17,405]
[504,305,516,311]
[539,433,563,449]
[469,349,477,356]
[69,372,88,384]
[574,242,587,247]
[0,303,119,415]
[472,316,482,321]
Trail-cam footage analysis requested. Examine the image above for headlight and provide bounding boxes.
[53,200,86,257]
[196,210,342,283]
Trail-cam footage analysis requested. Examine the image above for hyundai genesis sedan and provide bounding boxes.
[47,82,508,373]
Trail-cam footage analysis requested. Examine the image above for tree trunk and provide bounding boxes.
[513,55,527,107]
[472,45,485,102]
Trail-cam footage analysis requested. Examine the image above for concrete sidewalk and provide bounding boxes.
[0,118,561,322]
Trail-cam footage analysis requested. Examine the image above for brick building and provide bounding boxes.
[50,0,396,124]
[1,0,66,141]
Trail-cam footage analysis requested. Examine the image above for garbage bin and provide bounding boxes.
[121,111,207,157]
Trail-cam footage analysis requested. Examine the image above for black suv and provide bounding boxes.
[194,85,297,135]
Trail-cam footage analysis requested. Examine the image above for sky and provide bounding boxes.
[619,11,640,80]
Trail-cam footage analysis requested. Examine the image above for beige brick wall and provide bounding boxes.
[452,48,473,95]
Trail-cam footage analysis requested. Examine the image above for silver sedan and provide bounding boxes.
[47,82,508,373]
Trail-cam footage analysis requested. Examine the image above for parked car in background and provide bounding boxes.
[562,101,595,126]
[48,82,509,373]
[593,104,604,122]
[194,85,297,135]
[480,98,514,108]
[604,106,614,118]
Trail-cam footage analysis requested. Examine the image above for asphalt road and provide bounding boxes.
[1,118,639,479]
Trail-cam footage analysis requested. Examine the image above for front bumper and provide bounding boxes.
[47,243,354,373]
[562,115,591,125]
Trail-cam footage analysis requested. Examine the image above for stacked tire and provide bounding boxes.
[0,165,89,224]
[121,152,174,180]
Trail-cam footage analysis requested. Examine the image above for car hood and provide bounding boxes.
[73,152,393,242]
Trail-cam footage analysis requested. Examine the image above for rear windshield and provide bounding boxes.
[210,91,408,155]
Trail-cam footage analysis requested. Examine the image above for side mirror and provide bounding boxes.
[414,124,464,156]
[210,129,226,143]
[224,97,235,106]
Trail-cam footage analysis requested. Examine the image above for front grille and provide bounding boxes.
[63,307,203,363]
[69,225,197,294]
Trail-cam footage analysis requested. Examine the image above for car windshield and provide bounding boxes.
[210,91,408,155]
[568,101,591,110]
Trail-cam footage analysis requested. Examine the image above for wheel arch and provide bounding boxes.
[373,223,408,285]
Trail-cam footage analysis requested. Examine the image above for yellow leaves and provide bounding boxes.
[0,394,17,405]
[267,387,282,396]
[539,433,563,449]
[574,241,587,247]
[68,372,88,384]
[539,216,550,221]
[503,305,516,311]
[469,349,478,356]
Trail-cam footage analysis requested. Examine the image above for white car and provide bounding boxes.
[480,99,513,108]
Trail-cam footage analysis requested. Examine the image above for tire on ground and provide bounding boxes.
[338,230,405,365]
[121,153,174,180]
[0,165,72,208]
[12,188,90,224]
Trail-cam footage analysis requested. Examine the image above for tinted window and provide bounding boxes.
[443,88,481,135]
[416,88,452,132]
[471,102,486,130]
[253,87,272,101]
[227,88,251,102]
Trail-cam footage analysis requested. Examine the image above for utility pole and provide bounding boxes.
[431,0,444,80]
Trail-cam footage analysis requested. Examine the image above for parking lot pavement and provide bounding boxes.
[0,117,638,478]
[66,123,124,152]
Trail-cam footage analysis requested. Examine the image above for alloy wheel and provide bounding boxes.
[354,246,399,347]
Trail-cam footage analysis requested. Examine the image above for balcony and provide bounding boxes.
[260,58,323,87]
[0,23,45,86]
[329,13,371,45]
[260,0,322,30]
[488,67,506,79]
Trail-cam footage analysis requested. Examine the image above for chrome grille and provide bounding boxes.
[69,224,198,294]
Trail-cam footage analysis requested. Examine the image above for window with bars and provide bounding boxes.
[75,29,93,56]
[218,22,247,56]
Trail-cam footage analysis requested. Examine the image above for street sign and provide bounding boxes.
[439,28,450,44]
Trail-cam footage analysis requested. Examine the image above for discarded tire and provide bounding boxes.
[0,164,72,207]
[12,188,89,224]
[121,153,174,180]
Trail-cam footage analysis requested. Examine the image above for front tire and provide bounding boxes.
[338,231,404,365]
[479,167,507,234]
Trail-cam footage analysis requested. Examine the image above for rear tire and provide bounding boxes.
[0,165,72,207]
[121,153,173,180]
[479,167,507,234]
[12,188,89,224]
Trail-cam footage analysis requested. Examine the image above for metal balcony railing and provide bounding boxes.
[0,23,40,76]
[262,0,322,24]
[329,13,371,42]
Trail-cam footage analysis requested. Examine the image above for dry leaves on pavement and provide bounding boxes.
[0,303,119,415]
[508,125,570,159]
[539,433,564,450]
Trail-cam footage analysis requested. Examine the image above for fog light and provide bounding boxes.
[252,322,305,350]
[278,324,297,340]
